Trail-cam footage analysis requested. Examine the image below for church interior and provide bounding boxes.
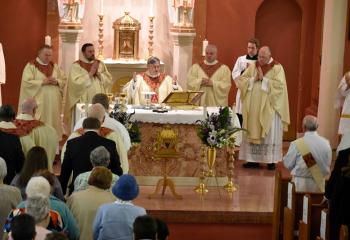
[0,0,350,239]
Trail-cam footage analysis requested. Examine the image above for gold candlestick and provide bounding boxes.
[194,145,208,194]
[148,16,155,57]
[97,14,104,60]
[224,146,238,192]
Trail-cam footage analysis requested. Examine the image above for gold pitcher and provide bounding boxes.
[207,147,216,177]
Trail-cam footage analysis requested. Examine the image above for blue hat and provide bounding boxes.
[112,174,139,201]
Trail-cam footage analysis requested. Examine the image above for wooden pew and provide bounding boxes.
[298,195,325,240]
[282,182,324,240]
[272,170,291,240]
[315,209,329,240]
[339,225,349,240]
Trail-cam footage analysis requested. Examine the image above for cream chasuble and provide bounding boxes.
[64,59,113,131]
[237,59,290,163]
[187,61,231,106]
[123,73,182,105]
[18,58,66,138]
[238,61,290,143]
[61,128,128,174]
[15,113,58,171]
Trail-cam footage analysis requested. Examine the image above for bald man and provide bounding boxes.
[336,71,350,135]
[187,44,231,106]
[18,45,66,139]
[15,98,58,171]
[283,115,331,192]
[237,46,290,170]
[62,103,128,173]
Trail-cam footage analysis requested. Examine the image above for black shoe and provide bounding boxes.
[243,162,260,169]
[267,163,276,170]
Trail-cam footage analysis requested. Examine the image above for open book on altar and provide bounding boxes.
[162,91,204,109]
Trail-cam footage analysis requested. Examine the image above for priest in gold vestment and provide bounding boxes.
[187,44,231,106]
[18,45,66,139]
[64,43,113,131]
[123,56,182,105]
[237,46,290,170]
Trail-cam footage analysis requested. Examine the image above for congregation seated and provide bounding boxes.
[133,215,157,240]
[15,98,59,171]
[324,132,350,239]
[15,176,79,240]
[0,157,22,240]
[60,117,123,194]
[282,115,331,192]
[73,93,131,151]
[73,146,119,192]
[67,166,116,240]
[93,174,146,240]
[10,146,64,201]
[4,194,63,238]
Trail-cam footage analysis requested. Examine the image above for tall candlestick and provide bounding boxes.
[202,39,208,56]
[97,15,104,60]
[150,0,154,17]
[148,16,155,57]
[45,35,51,46]
[99,0,104,15]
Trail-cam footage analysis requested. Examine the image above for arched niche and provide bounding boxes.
[255,0,302,140]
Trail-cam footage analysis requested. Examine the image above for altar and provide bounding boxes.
[74,104,241,177]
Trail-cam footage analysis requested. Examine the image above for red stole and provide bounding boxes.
[141,72,166,103]
[76,60,100,76]
[198,62,223,78]
[255,60,280,76]
[29,60,54,77]
[76,127,113,137]
[13,119,44,135]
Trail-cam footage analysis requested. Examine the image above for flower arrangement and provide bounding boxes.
[196,107,244,148]
[110,104,141,144]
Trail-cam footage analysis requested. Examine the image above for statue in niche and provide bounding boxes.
[57,0,85,24]
[172,0,195,27]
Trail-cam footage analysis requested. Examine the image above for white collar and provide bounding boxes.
[16,113,34,121]
[83,129,99,133]
[114,199,134,205]
[204,60,218,65]
[36,57,49,66]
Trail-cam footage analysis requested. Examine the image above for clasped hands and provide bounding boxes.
[42,76,58,86]
[254,66,264,82]
[201,77,213,87]
[89,61,101,80]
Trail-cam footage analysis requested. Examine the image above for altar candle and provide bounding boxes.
[202,39,208,56]
[203,105,207,119]
[45,35,51,46]
[150,0,154,17]
[99,0,104,15]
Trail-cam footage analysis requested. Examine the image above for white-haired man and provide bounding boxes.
[73,146,119,192]
[15,98,58,171]
[238,46,290,170]
[187,44,232,106]
[283,115,332,192]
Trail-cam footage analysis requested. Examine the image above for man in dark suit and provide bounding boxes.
[60,117,123,194]
[0,130,25,184]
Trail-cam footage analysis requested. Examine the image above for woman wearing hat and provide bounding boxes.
[93,174,146,240]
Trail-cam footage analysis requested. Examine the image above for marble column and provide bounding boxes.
[58,26,83,73]
[170,29,196,91]
[318,0,348,148]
